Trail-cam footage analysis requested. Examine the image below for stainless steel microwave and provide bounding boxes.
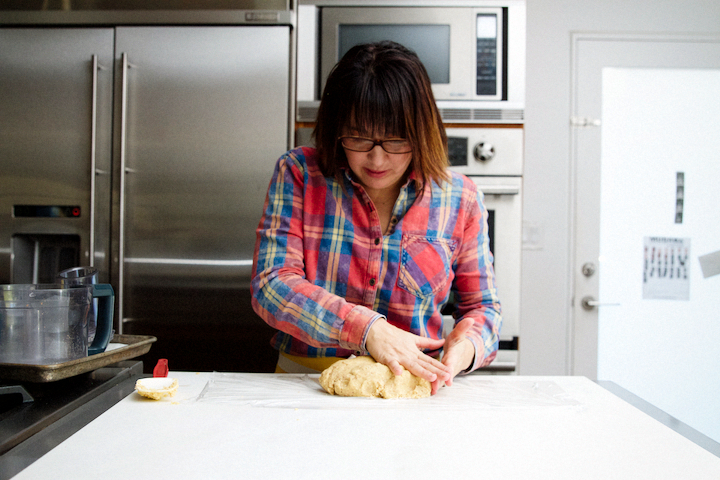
[296,1,526,123]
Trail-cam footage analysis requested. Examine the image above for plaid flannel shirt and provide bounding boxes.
[251,147,502,372]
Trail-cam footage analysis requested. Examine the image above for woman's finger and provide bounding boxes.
[408,354,451,382]
[430,377,445,395]
[385,359,404,377]
[403,359,439,383]
[414,335,446,350]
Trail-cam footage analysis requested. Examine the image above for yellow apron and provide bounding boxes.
[275,352,343,374]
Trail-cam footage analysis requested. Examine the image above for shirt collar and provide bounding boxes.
[340,166,421,191]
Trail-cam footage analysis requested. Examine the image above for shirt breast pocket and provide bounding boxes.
[397,235,457,298]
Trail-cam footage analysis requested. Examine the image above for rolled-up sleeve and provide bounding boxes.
[250,149,375,352]
[453,184,503,372]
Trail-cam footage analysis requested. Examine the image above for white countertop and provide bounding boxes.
[13,373,720,480]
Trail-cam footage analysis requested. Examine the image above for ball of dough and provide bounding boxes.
[319,356,431,399]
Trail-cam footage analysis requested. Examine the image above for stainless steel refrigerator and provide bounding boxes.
[1,21,292,372]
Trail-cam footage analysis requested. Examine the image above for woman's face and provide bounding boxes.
[341,129,413,198]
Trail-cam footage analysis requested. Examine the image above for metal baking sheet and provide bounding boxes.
[0,335,156,383]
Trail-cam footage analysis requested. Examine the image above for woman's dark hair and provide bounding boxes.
[313,41,449,187]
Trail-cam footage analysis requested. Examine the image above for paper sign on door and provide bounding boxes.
[643,237,690,301]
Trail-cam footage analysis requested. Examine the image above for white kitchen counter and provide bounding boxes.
[12,373,720,479]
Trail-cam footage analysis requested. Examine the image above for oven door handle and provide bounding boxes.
[477,185,521,196]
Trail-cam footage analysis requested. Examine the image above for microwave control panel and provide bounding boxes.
[476,13,499,96]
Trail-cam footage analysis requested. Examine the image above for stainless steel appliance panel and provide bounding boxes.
[0,28,114,284]
[113,26,291,330]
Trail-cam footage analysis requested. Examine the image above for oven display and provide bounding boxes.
[447,136,468,167]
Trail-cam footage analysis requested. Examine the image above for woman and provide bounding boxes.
[251,41,501,394]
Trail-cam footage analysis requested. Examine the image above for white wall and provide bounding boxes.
[520,0,720,374]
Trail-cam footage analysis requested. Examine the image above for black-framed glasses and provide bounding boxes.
[339,136,412,154]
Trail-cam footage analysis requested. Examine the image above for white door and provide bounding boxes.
[571,33,720,442]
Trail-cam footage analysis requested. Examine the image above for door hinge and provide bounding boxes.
[570,116,602,127]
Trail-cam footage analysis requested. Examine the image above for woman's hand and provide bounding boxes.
[365,319,452,387]
[431,317,476,394]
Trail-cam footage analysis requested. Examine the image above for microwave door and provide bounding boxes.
[319,6,504,102]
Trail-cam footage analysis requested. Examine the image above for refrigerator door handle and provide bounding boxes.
[89,54,111,267]
[89,54,98,267]
[118,52,130,334]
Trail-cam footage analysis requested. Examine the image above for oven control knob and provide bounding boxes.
[473,142,495,162]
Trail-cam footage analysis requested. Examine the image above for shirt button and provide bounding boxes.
[390,218,398,225]
[369,278,376,286]
[374,238,380,245]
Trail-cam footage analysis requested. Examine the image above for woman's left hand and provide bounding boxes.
[431,317,476,394]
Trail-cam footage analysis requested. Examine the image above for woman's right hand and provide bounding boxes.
[365,319,452,388]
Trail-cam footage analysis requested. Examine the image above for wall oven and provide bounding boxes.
[445,126,523,373]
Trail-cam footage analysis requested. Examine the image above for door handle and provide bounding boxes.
[89,54,97,267]
[477,185,520,195]
[89,55,103,267]
[88,55,109,268]
[118,52,130,335]
[581,296,620,310]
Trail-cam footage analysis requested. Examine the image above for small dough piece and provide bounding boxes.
[135,377,179,400]
[319,356,430,399]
